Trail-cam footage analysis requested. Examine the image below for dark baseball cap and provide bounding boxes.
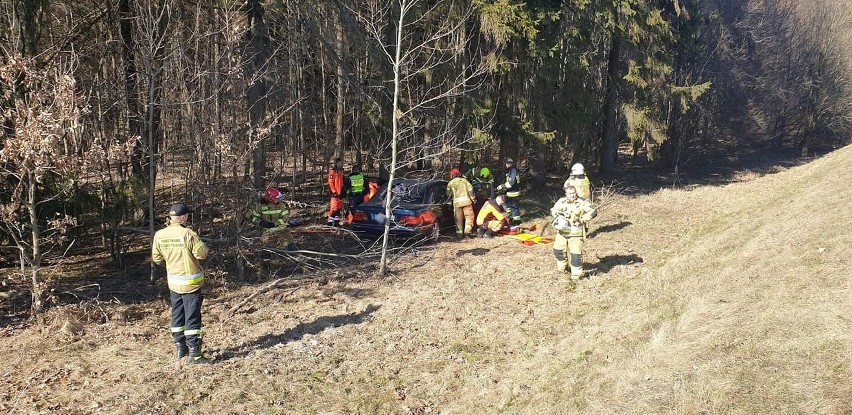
[169,203,192,216]
[505,158,514,164]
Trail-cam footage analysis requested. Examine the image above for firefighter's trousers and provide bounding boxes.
[453,204,474,236]
[553,233,584,279]
[170,290,203,349]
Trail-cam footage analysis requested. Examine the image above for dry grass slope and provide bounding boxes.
[2,146,852,414]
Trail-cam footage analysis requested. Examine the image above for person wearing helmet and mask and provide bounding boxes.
[550,184,597,282]
[446,169,476,238]
[251,187,297,252]
[496,158,522,225]
[564,163,592,201]
[475,195,509,238]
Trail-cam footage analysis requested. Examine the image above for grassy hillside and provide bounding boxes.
[1,147,851,414]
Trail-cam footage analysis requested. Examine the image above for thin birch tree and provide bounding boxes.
[349,0,488,275]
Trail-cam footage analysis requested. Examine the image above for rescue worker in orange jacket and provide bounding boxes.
[550,184,597,281]
[327,158,345,226]
[251,187,297,252]
[363,180,380,203]
[475,195,509,238]
[152,203,211,364]
[446,169,476,238]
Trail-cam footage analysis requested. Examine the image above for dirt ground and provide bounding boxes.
[0,151,809,414]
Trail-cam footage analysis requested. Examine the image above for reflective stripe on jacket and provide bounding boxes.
[348,173,365,194]
[252,202,291,228]
[447,177,474,207]
[504,167,521,197]
[152,223,208,294]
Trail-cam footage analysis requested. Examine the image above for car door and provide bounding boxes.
[427,181,451,221]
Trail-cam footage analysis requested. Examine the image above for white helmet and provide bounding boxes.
[571,163,585,175]
[552,216,570,231]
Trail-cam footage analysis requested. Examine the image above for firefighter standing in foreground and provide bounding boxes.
[151,203,211,364]
[446,169,476,238]
[550,184,597,281]
[497,158,522,225]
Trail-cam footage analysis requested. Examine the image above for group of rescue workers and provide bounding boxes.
[150,158,597,365]
[443,159,597,281]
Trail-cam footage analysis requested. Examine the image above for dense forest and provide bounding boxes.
[1,0,851,316]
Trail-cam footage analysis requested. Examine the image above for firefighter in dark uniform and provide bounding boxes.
[497,158,522,225]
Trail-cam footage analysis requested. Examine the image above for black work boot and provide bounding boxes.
[476,228,484,238]
[187,339,213,365]
[188,347,213,365]
[175,342,189,361]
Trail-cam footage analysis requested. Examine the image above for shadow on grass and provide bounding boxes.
[456,248,490,257]
[594,254,644,274]
[216,304,381,361]
[587,221,632,238]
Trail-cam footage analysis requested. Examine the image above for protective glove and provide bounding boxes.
[258,220,276,229]
[496,184,505,192]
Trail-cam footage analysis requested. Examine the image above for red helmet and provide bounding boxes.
[265,187,282,203]
[449,168,461,179]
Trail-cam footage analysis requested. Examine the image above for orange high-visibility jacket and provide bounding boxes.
[363,181,380,202]
[328,167,344,197]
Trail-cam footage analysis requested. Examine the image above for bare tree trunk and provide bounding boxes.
[26,172,44,319]
[379,5,406,276]
[335,15,345,159]
[600,35,621,174]
[246,0,268,189]
[119,0,144,179]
